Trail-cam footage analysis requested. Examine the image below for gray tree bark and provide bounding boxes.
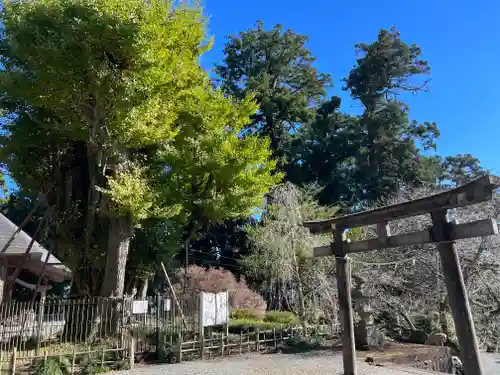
[139,278,148,299]
[100,214,133,297]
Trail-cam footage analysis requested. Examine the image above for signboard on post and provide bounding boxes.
[132,300,148,314]
[200,291,229,327]
[163,298,171,311]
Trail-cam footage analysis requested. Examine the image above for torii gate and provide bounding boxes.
[303,175,500,375]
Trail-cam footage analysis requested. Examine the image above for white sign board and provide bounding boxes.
[200,291,229,327]
[164,298,171,311]
[132,300,148,314]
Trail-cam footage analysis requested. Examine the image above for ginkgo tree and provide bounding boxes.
[0,0,279,297]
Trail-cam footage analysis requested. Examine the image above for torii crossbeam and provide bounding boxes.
[303,175,500,375]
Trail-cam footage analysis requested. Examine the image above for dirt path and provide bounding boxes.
[117,352,442,375]
[481,352,500,375]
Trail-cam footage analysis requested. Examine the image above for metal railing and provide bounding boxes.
[0,291,201,357]
[0,290,336,362]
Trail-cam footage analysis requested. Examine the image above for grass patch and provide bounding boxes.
[230,308,261,321]
[228,318,296,333]
[264,311,299,325]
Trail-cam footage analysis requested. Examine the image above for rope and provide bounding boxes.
[333,254,422,267]
[351,257,417,267]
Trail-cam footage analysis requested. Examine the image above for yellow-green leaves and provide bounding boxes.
[102,166,181,223]
[1,0,279,228]
[154,87,282,224]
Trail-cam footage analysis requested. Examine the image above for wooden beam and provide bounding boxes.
[309,218,498,257]
[451,218,499,238]
[22,259,69,283]
[376,222,391,237]
[432,209,484,375]
[160,262,188,330]
[304,175,500,233]
[14,278,52,292]
[333,225,357,375]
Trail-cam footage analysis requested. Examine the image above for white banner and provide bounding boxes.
[200,291,228,327]
[164,298,171,311]
[132,300,148,314]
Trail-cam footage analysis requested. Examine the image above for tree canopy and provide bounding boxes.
[0,4,490,313]
[0,0,279,297]
[284,28,443,206]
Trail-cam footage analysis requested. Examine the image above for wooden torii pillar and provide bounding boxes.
[303,175,500,375]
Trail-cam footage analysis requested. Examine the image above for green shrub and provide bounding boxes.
[228,319,282,333]
[285,335,325,352]
[413,313,439,335]
[31,357,71,375]
[230,308,260,321]
[264,310,298,325]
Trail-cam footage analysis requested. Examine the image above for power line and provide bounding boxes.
[189,248,242,262]
[188,256,242,270]
[349,256,420,267]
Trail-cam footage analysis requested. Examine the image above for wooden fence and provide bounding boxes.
[0,291,200,358]
[162,325,340,363]
[0,340,134,375]
[0,291,342,373]
[0,324,340,374]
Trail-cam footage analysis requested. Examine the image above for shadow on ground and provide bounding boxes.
[267,338,343,356]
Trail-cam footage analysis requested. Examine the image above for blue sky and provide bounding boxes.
[200,0,500,174]
[3,0,498,194]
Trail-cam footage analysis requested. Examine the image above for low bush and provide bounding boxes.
[283,335,326,353]
[413,313,439,336]
[31,357,71,375]
[230,278,267,319]
[264,310,298,325]
[228,319,283,333]
[230,308,260,320]
[174,266,267,318]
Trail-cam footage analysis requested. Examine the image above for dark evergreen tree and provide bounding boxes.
[216,21,332,168]
[343,27,439,204]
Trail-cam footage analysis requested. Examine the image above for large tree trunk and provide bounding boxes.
[100,215,133,297]
[138,278,148,299]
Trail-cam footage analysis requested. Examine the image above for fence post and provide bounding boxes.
[156,293,163,359]
[176,333,182,363]
[9,347,16,375]
[239,332,243,355]
[198,293,204,360]
[256,327,260,352]
[221,333,225,357]
[100,347,105,367]
[36,290,46,355]
[129,338,135,370]
[71,347,76,375]
[120,295,126,349]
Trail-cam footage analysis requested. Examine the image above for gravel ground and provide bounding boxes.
[116,352,445,375]
[481,352,500,375]
[114,351,500,375]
